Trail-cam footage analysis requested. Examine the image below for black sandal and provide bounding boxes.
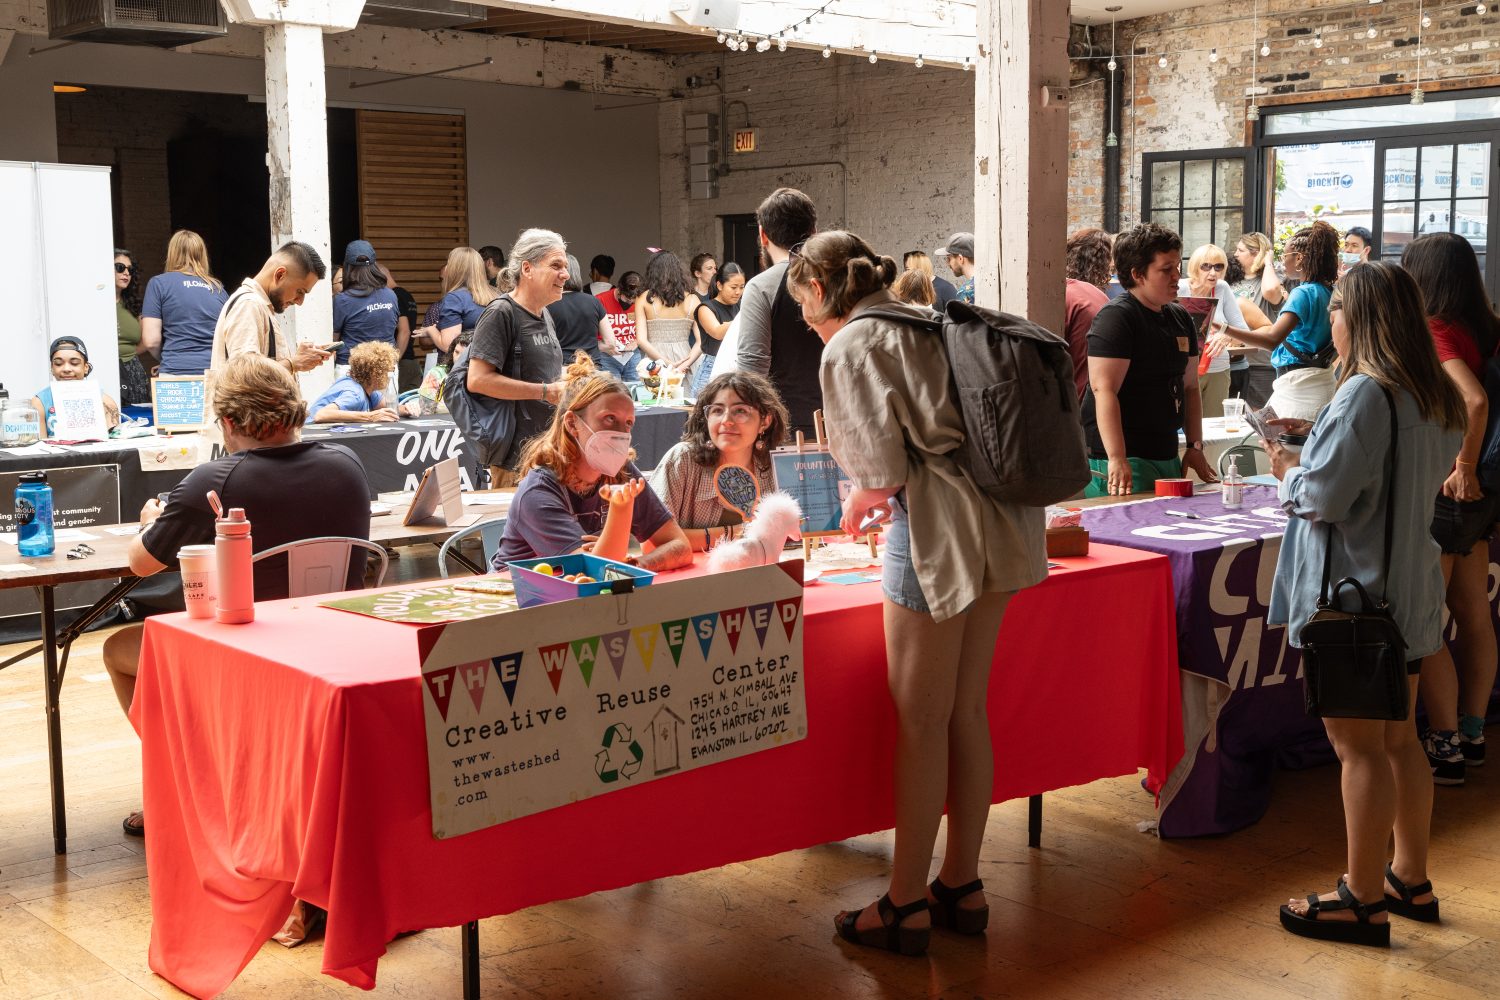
[122,811,145,838]
[929,877,988,935]
[1278,881,1389,947]
[835,894,930,956]
[1383,864,1440,923]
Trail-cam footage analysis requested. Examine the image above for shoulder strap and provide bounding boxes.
[857,306,943,334]
[1318,383,1399,607]
[218,285,275,361]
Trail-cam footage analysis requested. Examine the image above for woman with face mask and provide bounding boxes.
[492,353,693,570]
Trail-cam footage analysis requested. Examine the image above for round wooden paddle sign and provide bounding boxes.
[714,464,761,518]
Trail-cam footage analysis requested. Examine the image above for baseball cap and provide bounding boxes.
[935,233,975,259]
[344,239,377,266]
[49,336,89,361]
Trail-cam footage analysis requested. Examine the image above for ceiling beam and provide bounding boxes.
[476,0,979,66]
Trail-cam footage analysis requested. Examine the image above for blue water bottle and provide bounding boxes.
[16,472,54,557]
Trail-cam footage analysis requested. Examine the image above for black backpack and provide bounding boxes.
[861,301,1090,507]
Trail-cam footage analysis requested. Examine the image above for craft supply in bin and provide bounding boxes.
[507,555,656,608]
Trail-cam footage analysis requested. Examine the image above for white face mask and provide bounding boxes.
[1340,251,1361,266]
[576,418,632,477]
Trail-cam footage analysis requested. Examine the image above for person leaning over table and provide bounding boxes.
[492,352,692,571]
[647,370,789,551]
[1211,220,1341,422]
[1266,262,1463,948]
[31,337,120,437]
[103,354,372,839]
[786,231,1046,958]
[1081,222,1218,497]
[308,342,400,424]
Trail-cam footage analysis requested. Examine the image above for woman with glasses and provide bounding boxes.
[113,249,150,405]
[1179,244,1252,420]
[647,371,789,550]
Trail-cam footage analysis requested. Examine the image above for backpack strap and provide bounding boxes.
[218,285,276,362]
[856,306,943,334]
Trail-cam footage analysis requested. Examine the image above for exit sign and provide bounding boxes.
[732,128,757,153]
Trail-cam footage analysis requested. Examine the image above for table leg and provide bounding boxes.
[461,920,479,999]
[39,585,66,855]
[1028,794,1042,849]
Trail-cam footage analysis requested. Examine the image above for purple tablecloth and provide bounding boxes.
[1084,485,1500,837]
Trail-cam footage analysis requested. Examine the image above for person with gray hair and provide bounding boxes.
[450,227,567,486]
[546,251,611,367]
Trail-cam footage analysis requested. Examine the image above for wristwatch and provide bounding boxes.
[1186,440,1205,452]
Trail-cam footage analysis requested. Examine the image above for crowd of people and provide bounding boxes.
[92,185,1499,959]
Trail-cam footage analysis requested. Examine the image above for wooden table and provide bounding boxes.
[0,495,510,855]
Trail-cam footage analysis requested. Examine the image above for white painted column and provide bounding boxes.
[264,20,334,352]
[974,0,1070,335]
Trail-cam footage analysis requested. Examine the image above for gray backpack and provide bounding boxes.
[862,301,1089,507]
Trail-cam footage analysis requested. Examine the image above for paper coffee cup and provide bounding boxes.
[178,544,217,619]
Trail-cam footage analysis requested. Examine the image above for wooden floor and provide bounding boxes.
[3,554,1499,998]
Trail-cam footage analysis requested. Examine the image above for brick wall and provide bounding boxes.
[1093,0,1500,230]
[659,49,974,269]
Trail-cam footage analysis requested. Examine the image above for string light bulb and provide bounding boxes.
[755,36,770,53]
[1106,131,1118,147]
[822,46,832,58]
[1247,102,1261,122]
[1158,54,1168,68]
[869,51,878,64]
[1260,41,1270,57]
[715,31,726,44]
[777,34,787,52]
[1423,14,1432,27]
[1412,86,1426,105]
[1478,3,1488,15]
[914,54,924,69]
[1209,48,1218,62]
[1313,32,1323,48]
[1108,58,1117,71]
[963,56,973,72]
[1367,25,1378,38]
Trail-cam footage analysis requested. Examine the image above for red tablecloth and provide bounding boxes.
[132,543,1180,997]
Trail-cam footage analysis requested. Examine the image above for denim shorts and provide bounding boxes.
[1430,491,1500,556]
[881,495,930,614]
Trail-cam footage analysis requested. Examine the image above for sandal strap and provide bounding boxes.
[1334,880,1387,922]
[878,893,930,925]
[930,877,985,904]
[1384,863,1433,902]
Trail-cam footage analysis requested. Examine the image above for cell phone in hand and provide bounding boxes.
[319,342,342,352]
[156,492,171,505]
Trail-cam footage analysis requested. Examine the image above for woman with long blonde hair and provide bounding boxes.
[491,352,691,570]
[140,229,229,376]
[417,247,497,353]
[1268,262,1464,947]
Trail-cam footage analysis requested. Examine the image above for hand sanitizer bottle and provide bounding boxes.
[1222,454,1244,510]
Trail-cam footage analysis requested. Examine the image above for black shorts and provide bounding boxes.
[1430,492,1500,557]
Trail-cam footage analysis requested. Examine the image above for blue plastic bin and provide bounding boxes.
[507,554,656,608]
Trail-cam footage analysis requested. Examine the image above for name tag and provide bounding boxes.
[1176,337,1190,353]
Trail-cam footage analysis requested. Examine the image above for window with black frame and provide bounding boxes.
[1141,149,1255,251]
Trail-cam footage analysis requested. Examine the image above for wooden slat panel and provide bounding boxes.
[357,108,469,316]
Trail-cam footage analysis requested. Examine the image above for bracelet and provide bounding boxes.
[704,528,711,548]
[1457,459,1476,467]
[540,381,547,401]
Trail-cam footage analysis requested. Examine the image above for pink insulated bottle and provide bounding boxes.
[214,507,255,624]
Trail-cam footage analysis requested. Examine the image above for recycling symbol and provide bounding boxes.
[595,723,644,784]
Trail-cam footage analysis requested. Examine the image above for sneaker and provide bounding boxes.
[1460,730,1486,767]
[1424,730,1466,786]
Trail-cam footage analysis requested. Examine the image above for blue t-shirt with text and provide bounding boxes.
[141,272,229,375]
[307,376,383,421]
[332,288,400,364]
[1271,281,1334,369]
[436,288,487,333]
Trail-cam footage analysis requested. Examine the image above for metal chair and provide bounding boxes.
[252,536,389,599]
[438,516,508,577]
[1218,434,1270,478]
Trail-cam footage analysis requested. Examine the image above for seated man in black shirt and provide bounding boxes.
[105,354,372,837]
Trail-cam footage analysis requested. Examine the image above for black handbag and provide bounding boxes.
[1298,385,1410,721]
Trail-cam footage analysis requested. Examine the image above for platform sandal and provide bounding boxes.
[1383,864,1440,923]
[1278,881,1389,947]
[929,877,988,935]
[835,894,930,956]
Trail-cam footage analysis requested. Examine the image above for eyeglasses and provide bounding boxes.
[1200,262,1226,272]
[114,262,134,274]
[705,403,759,424]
